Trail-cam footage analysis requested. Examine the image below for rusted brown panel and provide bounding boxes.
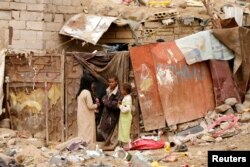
[209,60,241,106]
[6,54,64,142]
[48,84,64,142]
[149,42,215,125]
[5,55,62,83]
[130,46,166,131]
[8,87,46,138]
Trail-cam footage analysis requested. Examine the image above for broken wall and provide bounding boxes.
[5,53,65,142]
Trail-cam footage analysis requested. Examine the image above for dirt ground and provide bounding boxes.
[111,122,250,167]
[144,132,250,167]
[0,122,250,167]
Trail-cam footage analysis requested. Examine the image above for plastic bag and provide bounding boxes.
[129,139,165,150]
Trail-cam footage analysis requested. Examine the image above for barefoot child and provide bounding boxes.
[118,83,132,147]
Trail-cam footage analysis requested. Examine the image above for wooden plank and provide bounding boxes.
[61,52,65,142]
[6,83,14,129]
[45,82,49,144]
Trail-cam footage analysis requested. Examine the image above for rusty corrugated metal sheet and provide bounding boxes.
[130,46,166,131]
[130,42,215,126]
[59,13,116,45]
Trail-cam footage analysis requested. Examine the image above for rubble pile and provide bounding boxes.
[169,89,250,147]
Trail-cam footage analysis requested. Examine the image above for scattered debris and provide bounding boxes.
[239,111,250,122]
[215,104,232,113]
[224,98,238,106]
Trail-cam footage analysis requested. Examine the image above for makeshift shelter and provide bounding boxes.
[1,0,250,143]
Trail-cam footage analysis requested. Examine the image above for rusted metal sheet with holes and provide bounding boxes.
[5,54,64,142]
[130,42,215,127]
[130,46,166,131]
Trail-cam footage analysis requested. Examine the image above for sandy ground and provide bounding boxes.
[0,122,250,167]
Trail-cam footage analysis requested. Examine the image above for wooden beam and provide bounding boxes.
[61,51,65,142]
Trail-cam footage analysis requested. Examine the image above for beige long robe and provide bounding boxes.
[77,89,97,149]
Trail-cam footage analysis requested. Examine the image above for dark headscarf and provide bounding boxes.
[76,74,94,97]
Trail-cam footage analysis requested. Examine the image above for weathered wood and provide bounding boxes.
[65,54,82,139]
[6,53,65,142]
[6,83,13,129]
[45,82,49,145]
[61,52,65,142]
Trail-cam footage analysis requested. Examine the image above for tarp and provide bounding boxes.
[213,27,250,96]
[59,13,117,45]
[175,30,234,65]
[130,42,215,126]
[73,51,131,150]
[0,49,6,115]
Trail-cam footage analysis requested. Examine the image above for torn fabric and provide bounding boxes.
[175,30,234,65]
[213,27,250,95]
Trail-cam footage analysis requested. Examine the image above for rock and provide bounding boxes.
[7,138,16,146]
[235,103,249,113]
[6,149,16,157]
[239,111,250,122]
[227,144,237,150]
[215,137,223,143]
[244,94,250,102]
[225,108,234,115]
[201,134,215,142]
[243,101,250,108]
[178,119,200,131]
[221,128,239,138]
[224,98,238,106]
[215,104,232,113]
[220,122,230,129]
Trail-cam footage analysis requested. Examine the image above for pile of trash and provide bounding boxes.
[168,89,250,147]
[1,89,250,167]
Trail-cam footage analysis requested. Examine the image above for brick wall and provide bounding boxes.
[0,0,84,51]
[0,0,46,50]
[100,20,213,45]
[1,1,248,52]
